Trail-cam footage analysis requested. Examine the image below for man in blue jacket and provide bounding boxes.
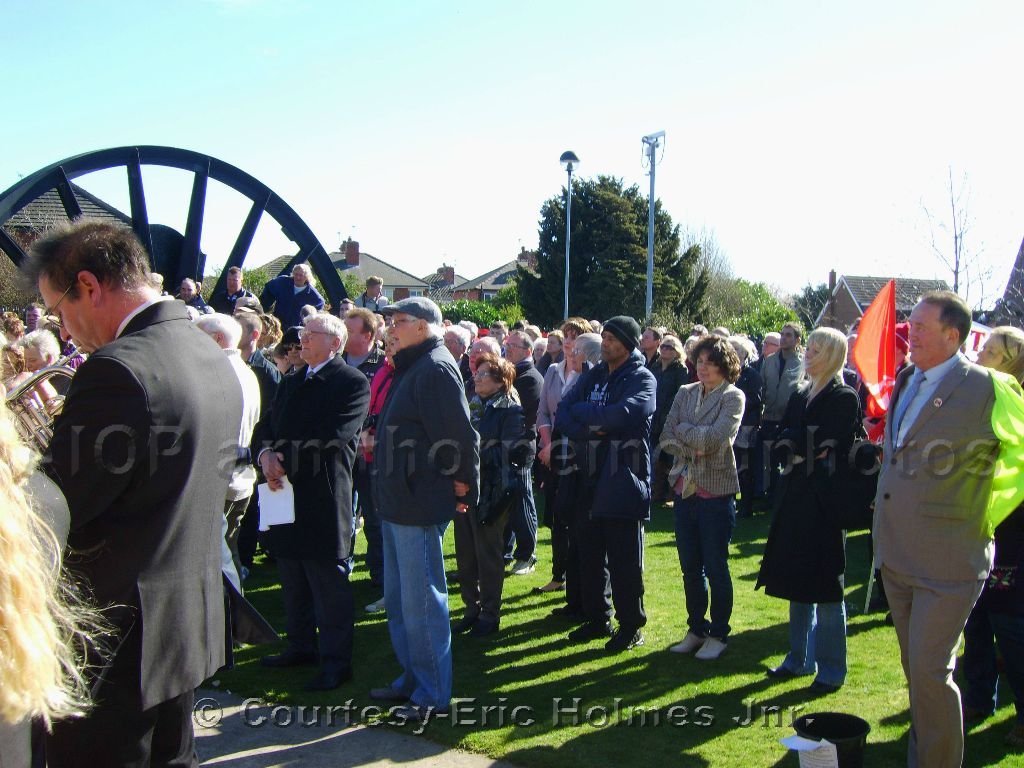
[555,315,656,652]
[259,263,325,329]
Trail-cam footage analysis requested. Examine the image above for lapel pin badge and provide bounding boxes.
[933,397,943,408]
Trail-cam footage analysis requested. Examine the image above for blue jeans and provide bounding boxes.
[779,601,847,686]
[963,605,1024,722]
[382,520,452,710]
[674,494,735,640]
[503,466,538,563]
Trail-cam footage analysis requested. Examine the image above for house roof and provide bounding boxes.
[991,236,1024,323]
[422,268,469,304]
[456,260,520,292]
[814,274,952,328]
[840,275,951,311]
[258,250,430,289]
[4,183,130,229]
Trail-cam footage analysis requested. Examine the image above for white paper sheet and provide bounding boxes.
[257,478,295,531]
[781,735,839,768]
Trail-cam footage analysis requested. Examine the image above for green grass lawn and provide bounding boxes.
[217,500,1021,767]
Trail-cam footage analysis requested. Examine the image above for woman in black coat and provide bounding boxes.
[756,327,860,694]
[728,336,763,517]
[453,353,528,637]
[651,335,690,503]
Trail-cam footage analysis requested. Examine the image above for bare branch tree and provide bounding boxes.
[921,166,989,305]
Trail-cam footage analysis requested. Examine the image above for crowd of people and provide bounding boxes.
[1,218,1023,768]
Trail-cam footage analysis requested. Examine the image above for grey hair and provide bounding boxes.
[458,320,479,339]
[18,329,60,365]
[728,334,758,365]
[195,313,243,349]
[574,332,602,365]
[292,263,314,281]
[472,336,501,355]
[444,325,471,350]
[426,322,445,340]
[305,312,348,348]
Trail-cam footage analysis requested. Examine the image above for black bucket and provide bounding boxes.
[793,712,870,768]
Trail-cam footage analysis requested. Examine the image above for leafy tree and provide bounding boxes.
[720,280,798,339]
[790,282,830,329]
[518,176,707,328]
[441,299,518,327]
[0,255,37,311]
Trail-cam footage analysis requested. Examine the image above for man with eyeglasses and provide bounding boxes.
[23,219,244,767]
[501,329,543,575]
[758,322,803,499]
[255,312,370,692]
[370,296,479,723]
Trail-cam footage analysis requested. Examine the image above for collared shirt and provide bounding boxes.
[304,353,335,379]
[895,351,964,447]
[115,295,174,339]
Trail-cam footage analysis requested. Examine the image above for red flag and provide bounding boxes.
[852,280,896,441]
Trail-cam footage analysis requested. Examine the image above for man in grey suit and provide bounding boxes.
[874,290,1001,768]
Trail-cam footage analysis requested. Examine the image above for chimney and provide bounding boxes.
[345,239,360,267]
[441,265,455,285]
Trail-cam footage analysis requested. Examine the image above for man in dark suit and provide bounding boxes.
[256,312,370,691]
[501,329,543,574]
[24,219,244,767]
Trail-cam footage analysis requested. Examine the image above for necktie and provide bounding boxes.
[893,370,925,439]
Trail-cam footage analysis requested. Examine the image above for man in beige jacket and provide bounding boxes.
[874,290,1001,768]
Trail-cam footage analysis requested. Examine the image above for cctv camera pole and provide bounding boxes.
[643,131,664,319]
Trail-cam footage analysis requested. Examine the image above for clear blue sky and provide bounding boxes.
[2,1,1021,308]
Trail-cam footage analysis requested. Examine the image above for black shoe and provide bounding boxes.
[766,666,799,680]
[304,667,352,691]
[605,627,644,652]
[260,651,318,668]
[451,615,477,634]
[469,619,499,637]
[568,621,613,643]
[808,680,842,696]
[369,686,409,703]
[550,606,585,621]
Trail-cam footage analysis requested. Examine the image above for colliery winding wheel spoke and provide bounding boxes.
[0,146,346,308]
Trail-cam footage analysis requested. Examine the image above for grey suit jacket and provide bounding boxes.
[873,355,998,581]
[660,382,744,497]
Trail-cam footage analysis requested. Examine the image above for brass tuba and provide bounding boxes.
[5,354,77,452]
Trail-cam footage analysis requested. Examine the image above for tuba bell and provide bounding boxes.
[5,354,77,453]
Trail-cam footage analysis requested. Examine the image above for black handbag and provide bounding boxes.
[822,439,881,531]
[476,462,523,526]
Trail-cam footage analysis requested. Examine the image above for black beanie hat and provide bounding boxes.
[603,315,642,351]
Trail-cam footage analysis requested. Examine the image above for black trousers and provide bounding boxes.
[354,462,383,585]
[47,689,198,768]
[277,557,354,672]
[575,514,646,629]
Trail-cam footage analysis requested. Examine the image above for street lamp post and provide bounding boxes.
[559,150,579,321]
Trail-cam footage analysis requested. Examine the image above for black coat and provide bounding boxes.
[755,379,860,603]
[652,360,689,446]
[735,364,764,427]
[45,300,243,708]
[513,358,544,462]
[253,355,370,560]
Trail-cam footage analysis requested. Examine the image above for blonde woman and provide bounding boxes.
[0,406,94,766]
[756,327,860,694]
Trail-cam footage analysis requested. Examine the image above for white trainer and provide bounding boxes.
[669,631,707,654]
[509,558,536,576]
[695,636,727,660]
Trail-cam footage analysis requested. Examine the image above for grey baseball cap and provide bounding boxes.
[380,296,443,325]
